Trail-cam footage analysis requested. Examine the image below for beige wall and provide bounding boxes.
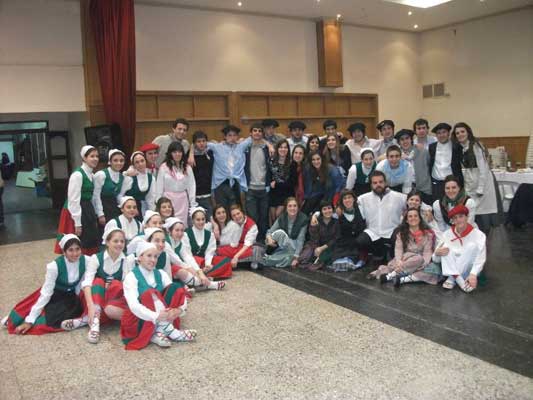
[420,9,533,137]
[135,4,422,131]
[0,0,85,113]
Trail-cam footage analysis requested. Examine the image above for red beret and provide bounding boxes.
[448,205,469,218]
[139,142,159,153]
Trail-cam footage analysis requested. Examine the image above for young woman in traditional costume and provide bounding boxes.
[121,241,195,349]
[119,151,156,219]
[93,149,126,226]
[155,196,175,224]
[104,196,142,246]
[55,146,99,255]
[345,148,377,196]
[2,235,89,335]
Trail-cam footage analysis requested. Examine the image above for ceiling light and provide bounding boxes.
[413,24,419,29]
[336,14,342,19]
[237,1,242,6]
[383,0,453,8]
[408,11,413,15]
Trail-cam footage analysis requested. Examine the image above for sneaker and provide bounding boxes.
[87,318,100,344]
[354,259,365,269]
[209,281,226,290]
[442,276,456,290]
[1,316,8,328]
[61,318,88,331]
[169,329,197,342]
[150,332,172,348]
[456,276,474,293]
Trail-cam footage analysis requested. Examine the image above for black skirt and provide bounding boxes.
[44,290,83,328]
[101,195,121,221]
[80,199,99,249]
[270,182,294,207]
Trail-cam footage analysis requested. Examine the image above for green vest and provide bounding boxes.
[155,252,167,271]
[355,162,376,184]
[125,173,153,201]
[96,252,123,282]
[54,255,86,292]
[185,228,210,257]
[132,265,163,298]
[101,168,124,198]
[63,167,94,208]
[174,242,182,257]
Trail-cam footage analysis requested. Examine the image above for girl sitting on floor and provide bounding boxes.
[2,235,90,335]
[62,228,135,343]
[121,241,195,350]
[368,208,438,287]
[263,197,309,268]
[180,208,233,280]
[211,204,229,243]
[55,146,100,255]
[104,196,142,246]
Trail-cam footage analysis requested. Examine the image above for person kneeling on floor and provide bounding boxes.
[433,205,486,293]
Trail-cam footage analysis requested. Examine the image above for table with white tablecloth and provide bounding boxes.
[492,170,533,211]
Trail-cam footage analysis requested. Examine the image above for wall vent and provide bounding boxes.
[422,84,433,98]
[433,82,445,97]
[422,82,448,98]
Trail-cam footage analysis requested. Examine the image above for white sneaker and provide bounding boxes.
[1,316,8,328]
[455,276,474,293]
[87,318,100,344]
[150,332,172,348]
[61,318,88,331]
[442,276,456,290]
[250,262,258,270]
[169,329,197,342]
[208,281,226,290]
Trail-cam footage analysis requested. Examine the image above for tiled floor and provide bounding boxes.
[1,239,533,399]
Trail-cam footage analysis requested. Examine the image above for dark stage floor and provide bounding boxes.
[258,225,533,379]
[0,209,59,245]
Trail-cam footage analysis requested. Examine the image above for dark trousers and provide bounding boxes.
[420,191,434,207]
[301,195,324,216]
[355,232,393,261]
[196,196,214,221]
[0,187,4,224]
[431,179,446,203]
[245,188,269,242]
[214,181,242,210]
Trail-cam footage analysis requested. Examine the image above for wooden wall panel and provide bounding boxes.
[298,96,324,116]
[350,97,376,116]
[269,96,298,116]
[325,97,350,116]
[239,96,268,117]
[316,20,343,87]
[158,95,194,119]
[479,137,530,167]
[194,96,228,118]
[136,96,158,120]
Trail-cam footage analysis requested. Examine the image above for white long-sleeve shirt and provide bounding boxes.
[81,251,135,288]
[123,266,173,323]
[431,198,477,236]
[432,226,486,276]
[92,168,123,218]
[219,219,258,248]
[118,172,156,212]
[180,227,217,269]
[67,163,96,227]
[375,160,415,194]
[345,138,381,164]
[155,164,197,208]
[25,256,91,324]
[358,190,407,240]
[104,215,142,242]
[432,141,453,181]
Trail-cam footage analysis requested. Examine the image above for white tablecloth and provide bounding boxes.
[493,170,533,211]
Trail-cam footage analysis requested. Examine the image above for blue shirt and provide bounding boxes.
[208,137,251,191]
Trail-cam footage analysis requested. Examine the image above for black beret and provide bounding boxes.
[431,122,452,133]
[376,119,395,131]
[288,121,306,131]
[347,122,366,134]
[323,119,337,130]
[262,119,279,128]
[221,125,241,135]
[394,129,415,142]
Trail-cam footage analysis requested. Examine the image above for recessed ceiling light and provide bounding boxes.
[336,13,342,19]
[408,11,413,15]
[384,0,453,8]
[413,24,419,29]
[237,1,242,6]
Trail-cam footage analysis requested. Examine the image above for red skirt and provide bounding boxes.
[6,288,86,335]
[193,255,232,279]
[120,283,187,350]
[55,206,98,255]
[217,244,253,260]
[90,278,127,324]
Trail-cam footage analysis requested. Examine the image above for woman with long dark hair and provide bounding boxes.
[452,122,500,234]
[155,141,197,226]
[269,139,294,223]
[289,144,306,207]
[301,152,343,214]
[322,132,351,179]
[305,135,320,155]
[368,208,437,286]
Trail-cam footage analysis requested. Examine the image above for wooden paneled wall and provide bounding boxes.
[316,20,343,88]
[479,136,530,167]
[135,91,379,146]
[236,92,379,139]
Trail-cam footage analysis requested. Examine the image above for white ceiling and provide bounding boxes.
[136,0,533,31]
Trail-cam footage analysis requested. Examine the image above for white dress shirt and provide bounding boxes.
[345,138,381,164]
[287,136,308,153]
[118,172,156,212]
[180,227,217,269]
[92,168,122,218]
[104,215,142,242]
[358,190,407,241]
[67,163,96,227]
[431,198,477,237]
[219,219,258,248]
[82,251,135,288]
[123,266,172,323]
[25,256,91,324]
[432,141,453,181]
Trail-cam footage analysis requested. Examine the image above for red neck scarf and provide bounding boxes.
[451,223,474,245]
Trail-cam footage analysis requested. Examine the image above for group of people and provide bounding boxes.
[2,116,498,349]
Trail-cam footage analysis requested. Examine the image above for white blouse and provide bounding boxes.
[67,163,96,227]
[118,172,156,211]
[180,226,217,269]
[219,219,258,248]
[155,164,197,206]
[123,266,172,323]
[81,251,135,288]
[92,168,122,218]
[104,215,142,242]
[25,256,91,324]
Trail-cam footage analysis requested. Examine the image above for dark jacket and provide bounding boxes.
[428,141,464,185]
[308,216,339,248]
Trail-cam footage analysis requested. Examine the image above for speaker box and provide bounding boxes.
[84,123,123,163]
